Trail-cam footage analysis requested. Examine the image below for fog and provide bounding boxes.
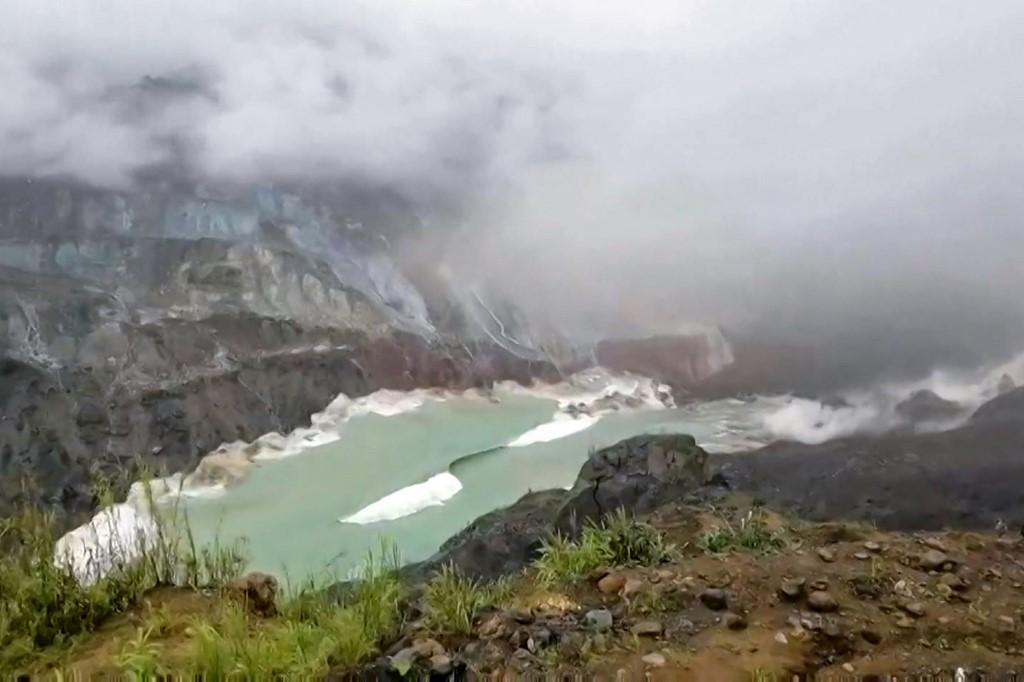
[3,0,1024,379]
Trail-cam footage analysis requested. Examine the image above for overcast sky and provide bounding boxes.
[3,0,1023,377]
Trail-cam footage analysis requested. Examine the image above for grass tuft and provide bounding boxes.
[422,563,514,636]
[534,509,673,584]
[699,511,786,554]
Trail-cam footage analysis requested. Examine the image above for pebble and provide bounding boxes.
[808,590,839,613]
[641,652,666,667]
[430,654,453,676]
[774,631,789,645]
[895,616,915,629]
[630,620,664,637]
[999,615,1017,632]
[699,588,729,611]
[861,628,883,645]
[901,602,927,618]
[864,541,882,553]
[584,609,614,632]
[842,663,856,673]
[817,547,836,562]
[922,537,948,552]
[779,578,806,602]
[854,552,870,560]
[724,612,748,630]
[919,549,952,572]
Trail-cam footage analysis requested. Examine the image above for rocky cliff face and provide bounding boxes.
[0,178,743,522]
[0,179,565,521]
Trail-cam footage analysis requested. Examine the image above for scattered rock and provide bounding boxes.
[939,573,966,591]
[597,573,626,595]
[226,572,279,616]
[998,615,1016,633]
[922,537,947,552]
[817,547,836,563]
[641,652,666,667]
[585,609,614,631]
[864,541,882,553]
[918,549,953,572]
[622,577,646,597]
[774,632,789,645]
[842,663,855,673]
[429,654,453,676]
[937,583,954,599]
[655,568,676,582]
[808,591,839,613]
[511,609,533,624]
[861,628,883,645]
[854,552,870,560]
[895,616,915,629]
[478,614,508,639]
[901,602,927,618]
[631,620,664,637]
[724,612,748,631]
[822,621,843,639]
[699,588,729,611]
[779,577,806,602]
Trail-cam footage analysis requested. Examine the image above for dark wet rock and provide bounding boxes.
[699,588,729,611]
[226,572,279,616]
[895,389,964,423]
[807,591,839,613]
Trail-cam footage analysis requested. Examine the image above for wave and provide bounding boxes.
[339,472,463,525]
[507,414,600,447]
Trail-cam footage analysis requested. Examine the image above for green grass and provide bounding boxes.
[184,542,405,677]
[699,511,786,554]
[0,472,245,676]
[534,509,673,584]
[422,564,515,636]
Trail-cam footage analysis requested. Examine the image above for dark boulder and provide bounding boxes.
[555,434,708,533]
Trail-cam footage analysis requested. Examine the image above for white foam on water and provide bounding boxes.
[507,414,600,447]
[339,472,463,525]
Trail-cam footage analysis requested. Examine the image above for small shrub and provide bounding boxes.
[116,626,165,680]
[699,511,786,554]
[422,564,492,636]
[535,510,673,584]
